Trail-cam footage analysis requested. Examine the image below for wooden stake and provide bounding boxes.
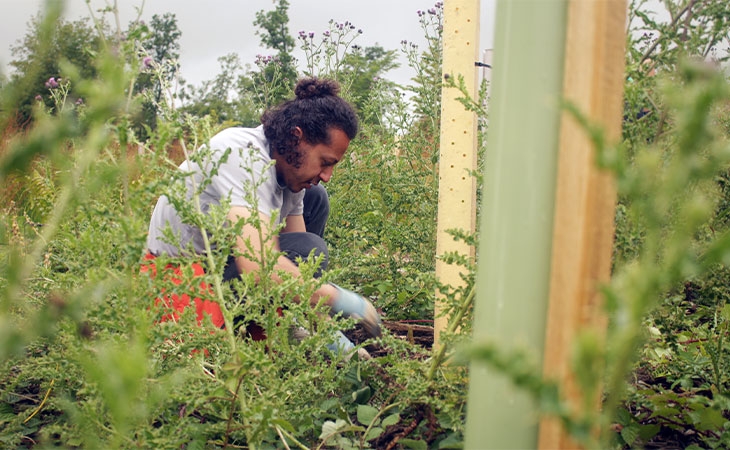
[538,1,627,448]
[434,0,480,347]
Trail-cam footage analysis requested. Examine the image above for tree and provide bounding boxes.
[179,53,260,127]
[132,13,182,138]
[138,13,182,104]
[178,1,301,127]
[252,0,297,106]
[3,11,102,128]
[340,45,400,125]
[407,6,443,125]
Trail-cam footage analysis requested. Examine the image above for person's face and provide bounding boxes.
[276,127,350,193]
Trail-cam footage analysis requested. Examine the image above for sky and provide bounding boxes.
[0,0,497,88]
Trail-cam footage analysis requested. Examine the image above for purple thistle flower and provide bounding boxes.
[308,32,315,39]
[75,98,84,105]
[324,30,331,37]
[428,8,437,14]
[45,77,59,89]
[35,94,42,101]
[143,56,153,68]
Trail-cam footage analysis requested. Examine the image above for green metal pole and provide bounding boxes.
[464,0,568,448]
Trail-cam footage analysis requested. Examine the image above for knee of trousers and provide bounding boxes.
[279,231,329,275]
[221,232,329,282]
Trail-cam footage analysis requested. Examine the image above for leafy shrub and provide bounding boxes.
[0,2,475,449]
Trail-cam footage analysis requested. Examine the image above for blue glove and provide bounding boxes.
[330,284,382,337]
[326,330,372,360]
[326,330,356,354]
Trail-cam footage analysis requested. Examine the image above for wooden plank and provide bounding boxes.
[434,0,480,347]
[538,1,627,448]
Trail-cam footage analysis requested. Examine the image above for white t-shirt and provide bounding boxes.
[146,126,304,256]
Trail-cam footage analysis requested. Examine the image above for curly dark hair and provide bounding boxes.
[261,77,359,168]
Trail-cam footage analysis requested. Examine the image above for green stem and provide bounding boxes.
[177,137,237,350]
[712,312,726,390]
[360,401,402,448]
[426,284,475,382]
[275,425,314,450]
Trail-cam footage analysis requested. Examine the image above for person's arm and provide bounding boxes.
[227,205,381,336]
[282,214,306,233]
[227,205,339,306]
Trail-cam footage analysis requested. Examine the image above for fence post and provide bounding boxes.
[434,0,480,347]
[538,1,627,448]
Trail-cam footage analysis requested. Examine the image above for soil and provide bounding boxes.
[346,319,434,358]
[348,321,710,449]
[8,320,705,449]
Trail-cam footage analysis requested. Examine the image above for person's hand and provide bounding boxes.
[330,284,382,337]
[327,330,371,360]
[291,326,371,360]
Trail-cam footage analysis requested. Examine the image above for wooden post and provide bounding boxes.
[434,0,480,347]
[538,1,627,449]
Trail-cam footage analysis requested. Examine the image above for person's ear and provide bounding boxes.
[292,126,303,141]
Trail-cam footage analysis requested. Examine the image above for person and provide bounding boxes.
[144,77,380,356]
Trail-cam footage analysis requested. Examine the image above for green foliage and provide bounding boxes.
[549,60,730,450]
[403,4,444,124]
[321,3,452,323]
[131,13,183,139]
[7,0,730,447]
[0,3,473,449]
[603,2,730,448]
[2,6,102,128]
[252,0,297,107]
[340,46,400,122]
[326,125,441,320]
[179,53,261,127]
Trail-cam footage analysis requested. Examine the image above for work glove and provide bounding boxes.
[292,326,371,360]
[327,330,371,361]
[330,284,382,338]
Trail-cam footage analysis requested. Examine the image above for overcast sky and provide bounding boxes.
[0,0,496,88]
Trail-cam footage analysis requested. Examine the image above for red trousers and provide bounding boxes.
[140,254,272,341]
[140,253,225,328]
